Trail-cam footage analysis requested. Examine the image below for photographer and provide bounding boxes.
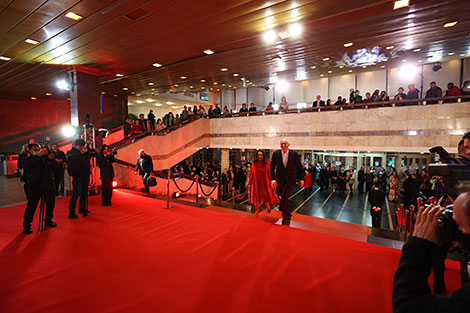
[51,143,66,196]
[135,149,153,193]
[66,139,97,218]
[22,143,57,234]
[393,188,470,313]
[97,144,115,206]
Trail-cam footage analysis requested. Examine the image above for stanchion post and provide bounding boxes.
[217,182,220,206]
[162,170,173,209]
[195,175,199,204]
[232,187,235,208]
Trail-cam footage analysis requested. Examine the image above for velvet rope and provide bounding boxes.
[198,182,218,197]
[233,188,248,200]
[172,177,196,193]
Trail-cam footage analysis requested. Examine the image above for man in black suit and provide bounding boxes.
[357,166,365,194]
[270,139,304,225]
[135,148,154,193]
[312,95,325,107]
[368,182,385,228]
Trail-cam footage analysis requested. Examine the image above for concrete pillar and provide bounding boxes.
[381,154,387,169]
[397,154,402,174]
[221,149,230,172]
[412,157,416,171]
[418,158,423,171]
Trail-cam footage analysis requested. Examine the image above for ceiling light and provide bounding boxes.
[448,52,455,56]
[101,91,106,94]
[146,99,155,102]
[136,100,144,104]
[152,63,162,67]
[222,84,225,86]
[202,87,205,89]
[155,103,162,106]
[228,85,232,87]
[381,65,385,68]
[31,97,37,100]
[461,54,466,57]
[213,82,218,85]
[288,23,302,37]
[116,73,124,77]
[362,65,367,68]
[402,59,407,62]
[204,49,214,55]
[200,79,206,83]
[343,42,353,47]
[190,86,194,88]
[45,93,52,96]
[393,0,409,10]
[56,80,69,90]
[233,73,239,77]
[25,39,39,45]
[148,82,154,86]
[386,46,394,49]
[0,56,11,61]
[180,76,187,79]
[263,30,277,43]
[328,70,332,73]
[339,66,344,69]
[220,68,228,71]
[320,74,324,77]
[65,12,82,20]
[322,57,329,61]
[413,48,421,52]
[122,87,128,90]
[174,84,179,87]
[443,21,457,28]
[166,101,174,105]
[418,59,422,62]
[278,31,290,39]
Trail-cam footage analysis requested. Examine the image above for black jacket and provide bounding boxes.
[425,86,442,104]
[135,154,153,175]
[97,153,115,181]
[393,236,470,313]
[312,100,325,107]
[66,147,97,178]
[23,154,55,186]
[270,150,304,187]
[368,188,385,209]
[358,169,365,181]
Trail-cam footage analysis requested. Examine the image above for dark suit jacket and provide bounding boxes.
[312,100,325,107]
[135,154,154,175]
[270,150,304,188]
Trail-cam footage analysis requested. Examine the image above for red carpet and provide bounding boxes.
[0,190,461,313]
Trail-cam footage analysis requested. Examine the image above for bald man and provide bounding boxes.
[270,139,304,225]
[393,188,470,313]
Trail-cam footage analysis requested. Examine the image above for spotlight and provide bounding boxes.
[263,30,277,43]
[112,181,118,188]
[62,125,76,137]
[172,192,180,198]
[56,80,69,90]
[288,23,302,37]
[399,64,418,80]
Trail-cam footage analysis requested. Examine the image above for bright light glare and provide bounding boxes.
[288,23,302,38]
[276,80,289,92]
[62,125,76,138]
[263,30,277,43]
[399,65,418,81]
[393,0,409,10]
[56,80,69,90]
[296,103,307,109]
[112,181,118,188]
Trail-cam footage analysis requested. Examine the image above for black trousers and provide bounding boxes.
[358,180,364,193]
[101,178,113,205]
[149,121,155,131]
[277,182,294,219]
[432,242,451,291]
[69,176,89,214]
[366,181,373,192]
[54,169,64,195]
[371,210,382,228]
[23,184,55,227]
[142,172,151,192]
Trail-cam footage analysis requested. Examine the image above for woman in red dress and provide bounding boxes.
[246,150,279,214]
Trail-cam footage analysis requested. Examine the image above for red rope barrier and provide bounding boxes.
[233,188,249,200]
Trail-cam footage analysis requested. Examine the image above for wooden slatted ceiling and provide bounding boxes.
[0,0,469,100]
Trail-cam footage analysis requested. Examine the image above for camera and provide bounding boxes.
[111,149,117,155]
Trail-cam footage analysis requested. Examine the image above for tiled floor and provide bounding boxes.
[0,177,27,208]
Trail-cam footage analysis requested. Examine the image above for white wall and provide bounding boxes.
[357,70,386,95]
[422,59,461,92]
[330,74,355,100]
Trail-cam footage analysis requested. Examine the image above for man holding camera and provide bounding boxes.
[67,139,97,218]
[393,187,470,313]
[22,143,57,234]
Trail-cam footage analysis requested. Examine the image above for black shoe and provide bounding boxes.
[45,221,57,228]
[267,208,271,214]
[68,213,79,219]
[23,226,33,234]
[281,217,291,225]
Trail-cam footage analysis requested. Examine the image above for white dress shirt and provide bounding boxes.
[282,150,289,167]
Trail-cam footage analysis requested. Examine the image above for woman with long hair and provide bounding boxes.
[388,168,399,201]
[246,150,279,214]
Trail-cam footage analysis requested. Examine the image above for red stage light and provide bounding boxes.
[112,181,118,187]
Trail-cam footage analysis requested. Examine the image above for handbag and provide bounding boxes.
[146,176,157,187]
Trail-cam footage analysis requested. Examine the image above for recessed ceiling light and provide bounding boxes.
[148,82,154,86]
[310,66,316,69]
[328,70,332,73]
[461,53,466,57]
[116,73,124,77]
[278,31,290,39]
[233,73,239,77]
[343,42,353,47]
[448,52,455,56]
[202,87,205,89]
[339,66,344,69]
[180,76,187,79]
[31,97,37,100]
[393,0,409,10]
[153,63,162,67]
[45,93,52,96]
[201,79,206,82]
[146,98,155,102]
[413,48,421,52]
[402,59,407,62]
[348,70,353,72]
[222,84,225,86]
[380,65,385,68]
[0,56,11,61]
[204,49,214,55]
[228,85,232,87]
[362,65,367,68]
[233,87,237,89]
[136,100,144,104]
[101,91,106,94]
[166,101,174,105]
[155,103,162,107]
[213,82,218,85]
[217,89,220,91]
[320,74,324,77]
[386,46,394,50]
[122,87,128,90]
[263,30,277,43]
[444,21,457,28]
[65,12,82,20]
[25,39,39,45]
[418,60,422,62]
[174,84,179,87]
[190,86,194,88]
[220,68,228,71]
[322,57,329,61]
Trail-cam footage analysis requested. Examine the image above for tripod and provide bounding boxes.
[37,193,46,232]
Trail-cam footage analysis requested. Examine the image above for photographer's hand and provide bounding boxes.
[413,204,446,245]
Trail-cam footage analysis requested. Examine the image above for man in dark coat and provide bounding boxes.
[97,144,115,206]
[135,148,154,193]
[368,182,385,228]
[270,139,304,225]
[403,170,419,210]
[67,139,97,218]
[406,84,420,105]
[425,81,442,104]
[147,110,156,131]
[22,143,57,234]
[51,143,66,196]
[357,166,365,194]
